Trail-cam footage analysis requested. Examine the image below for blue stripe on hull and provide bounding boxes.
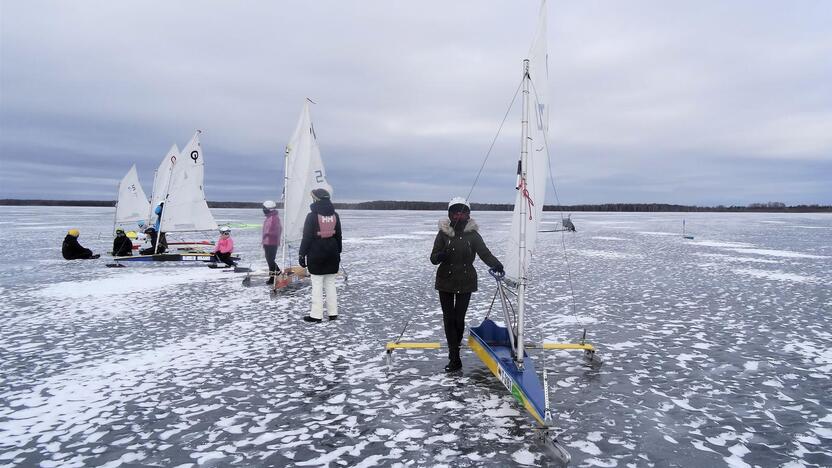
[469,319,548,426]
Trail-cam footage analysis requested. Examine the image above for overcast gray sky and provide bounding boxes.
[1,0,830,205]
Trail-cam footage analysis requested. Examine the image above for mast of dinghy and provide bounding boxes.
[281,144,290,268]
[154,156,176,255]
[516,58,531,370]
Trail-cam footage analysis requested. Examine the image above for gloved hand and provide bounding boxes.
[489,264,505,279]
[436,251,448,262]
[298,256,306,268]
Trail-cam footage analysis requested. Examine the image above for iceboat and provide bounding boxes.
[111,131,226,265]
[386,2,599,464]
[241,100,346,291]
[682,219,695,239]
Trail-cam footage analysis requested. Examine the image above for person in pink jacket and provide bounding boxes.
[262,200,283,284]
[213,226,236,267]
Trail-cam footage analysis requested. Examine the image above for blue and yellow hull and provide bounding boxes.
[468,319,548,427]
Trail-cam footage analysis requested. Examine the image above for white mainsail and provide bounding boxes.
[115,164,150,231]
[147,144,179,225]
[159,131,218,232]
[282,100,333,247]
[505,0,549,282]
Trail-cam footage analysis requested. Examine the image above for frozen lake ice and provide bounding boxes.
[1,206,830,467]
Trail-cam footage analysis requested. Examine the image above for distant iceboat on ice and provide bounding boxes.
[682,219,694,239]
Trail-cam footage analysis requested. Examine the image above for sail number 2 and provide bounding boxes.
[314,170,324,183]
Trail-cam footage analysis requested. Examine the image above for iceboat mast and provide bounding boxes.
[515,58,532,370]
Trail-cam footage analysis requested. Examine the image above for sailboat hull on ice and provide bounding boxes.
[469,319,548,425]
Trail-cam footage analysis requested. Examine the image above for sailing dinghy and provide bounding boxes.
[111,131,230,265]
[386,2,599,464]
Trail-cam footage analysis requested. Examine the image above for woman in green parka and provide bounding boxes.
[430,197,504,372]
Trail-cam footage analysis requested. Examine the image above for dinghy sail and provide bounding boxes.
[159,131,218,233]
[274,100,332,288]
[146,144,179,227]
[114,164,150,233]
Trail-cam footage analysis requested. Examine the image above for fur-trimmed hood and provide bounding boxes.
[438,217,479,237]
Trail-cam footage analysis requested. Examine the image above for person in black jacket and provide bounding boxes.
[430,197,503,372]
[298,188,342,323]
[62,229,99,260]
[140,227,167,255]
[111,228,133,256]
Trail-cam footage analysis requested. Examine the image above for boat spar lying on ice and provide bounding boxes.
[386,2,600,464]
[110,131,233,266]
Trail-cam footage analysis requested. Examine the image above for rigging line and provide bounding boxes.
[466,77,525,201]
[528,78,585,330]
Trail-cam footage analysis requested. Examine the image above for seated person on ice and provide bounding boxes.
[62,229,100,260]
[140,226,167,255]
[111,228,133,256]
[213,226,236,267]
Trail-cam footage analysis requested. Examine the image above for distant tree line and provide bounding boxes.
[1,199,829,213]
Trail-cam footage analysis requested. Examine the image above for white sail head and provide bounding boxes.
[115,164,150,231]
[148,144,179,226]
[282,101,333,244]
[505,0,549,282]
[159,131,218,232]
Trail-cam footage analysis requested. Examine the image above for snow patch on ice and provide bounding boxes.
[575,250,632,259]
[636,231,678,236]
[733,268,818,283]
[728,248,828,259]
[37,268,224,298]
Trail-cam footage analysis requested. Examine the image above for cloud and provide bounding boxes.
[1,0,831,204]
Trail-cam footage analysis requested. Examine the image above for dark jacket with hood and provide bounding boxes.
[62,235,95,260]
[430,217,503,293]
[298,199,342,275]
[112,236,133,257]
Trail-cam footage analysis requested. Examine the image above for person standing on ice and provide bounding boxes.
[212,226,236,267]
[261,200,283,284]
[430,197,503,372]
[62,229,100,260]
[111,228,133,256]
[298,188,341,323]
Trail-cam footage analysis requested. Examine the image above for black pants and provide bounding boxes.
[216,252,235,267]
[264,245,279,273]
[439,291,472,364]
